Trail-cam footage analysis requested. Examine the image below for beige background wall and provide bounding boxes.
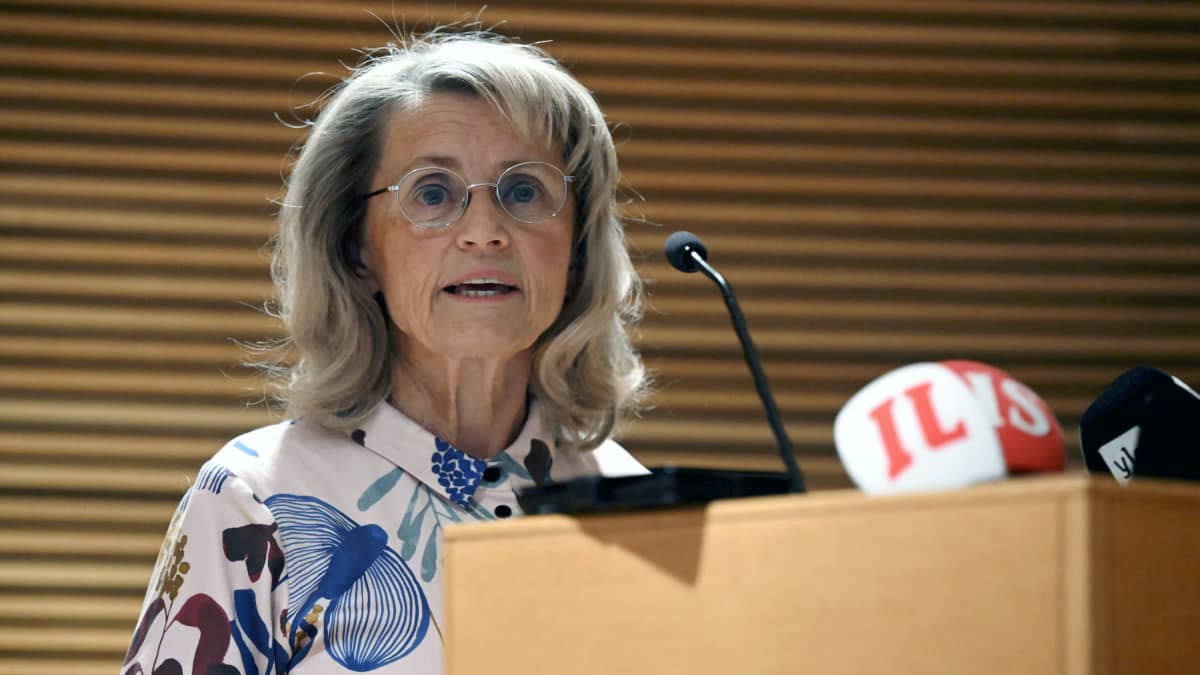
[1,1,1198,672]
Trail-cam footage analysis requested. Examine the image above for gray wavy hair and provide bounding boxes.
[263,30,646,451]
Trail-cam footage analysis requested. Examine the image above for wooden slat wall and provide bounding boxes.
[1,0,1198,671]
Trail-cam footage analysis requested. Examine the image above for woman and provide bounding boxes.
[124,30,648,675]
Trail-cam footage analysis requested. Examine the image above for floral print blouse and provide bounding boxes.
[123,399,646,674]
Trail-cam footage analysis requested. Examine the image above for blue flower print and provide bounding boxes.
[430,439,485,508]
[264,494,430,671]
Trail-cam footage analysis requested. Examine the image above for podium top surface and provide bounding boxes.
[444,473,1200,544]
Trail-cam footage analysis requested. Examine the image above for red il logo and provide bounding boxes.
[868,382,968,478]
[942,360,1065,473]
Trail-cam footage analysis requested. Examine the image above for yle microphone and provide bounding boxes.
[665,231,806,494]
[835,360,1064,494]
[1080,366,1200,484]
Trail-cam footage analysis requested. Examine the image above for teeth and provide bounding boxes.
[459,288,502,297]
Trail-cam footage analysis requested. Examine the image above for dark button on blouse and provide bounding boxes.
[494,504,513,518]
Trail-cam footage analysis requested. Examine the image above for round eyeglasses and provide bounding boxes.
[363,161,575,230]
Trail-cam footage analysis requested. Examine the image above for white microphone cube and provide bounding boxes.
[835,363,1006,494]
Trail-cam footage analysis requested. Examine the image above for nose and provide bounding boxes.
[455,185,510,251]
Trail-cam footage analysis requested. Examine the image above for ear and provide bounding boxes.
[344,238,380,294]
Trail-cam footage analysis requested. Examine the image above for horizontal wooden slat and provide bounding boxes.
[11,0,1200,23]
[642,357,1145,390]
[602,0,1200,21]
[0,173,278,208]
[0,237,265,269]
[0,626,133,654]
[625,169,1200,202]
[9,41,1200,87]
[0,367,264,398]
[629,235,1200,266]
[0,108,298,146]
[0,462,199,495]
[0,594,141,624]
[6,3,1199,52]
[0,398,273,431]
[0,495,176,527]
[0,303,279,336]
[620,419,829,447]
[607,106,1200,142]
[0,269,272,302]
[641,325,1200,359]
[0,335,245,365]
[0,529,162,558]
[0,432,218,462]
[646,297,1200,325]
[0,663,125,675]
[0,560,150,591]
[0,140,285,176]
[645,265,1199,296]
[635,202,1198,234]
[619,141,1200,174]
[0,204,271,238]
[592,75,1200,112]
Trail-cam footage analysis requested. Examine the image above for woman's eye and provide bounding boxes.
[505,182,541,204]
[414,185,450,206]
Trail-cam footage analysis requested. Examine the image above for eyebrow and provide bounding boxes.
[404,156,538,174]
[411,155,460,170]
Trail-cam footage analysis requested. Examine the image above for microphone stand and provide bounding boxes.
[685,249,807,494]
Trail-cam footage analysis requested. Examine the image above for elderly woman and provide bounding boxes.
[124,30,647,674]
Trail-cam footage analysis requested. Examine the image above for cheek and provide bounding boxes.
[365,227,440,328]
[530,228,574,304]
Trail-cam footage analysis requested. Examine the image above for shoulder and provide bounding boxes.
[203,416,362,502]
[590,437,650,477]
[552,437,649,481]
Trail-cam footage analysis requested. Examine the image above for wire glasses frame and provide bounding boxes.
[363,160,575,230]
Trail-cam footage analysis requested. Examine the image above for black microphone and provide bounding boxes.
[1080,366,1200,483]
[664,231,806,493]
[664,230,707,273]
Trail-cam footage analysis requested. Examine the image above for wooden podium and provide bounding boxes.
[442,475,1200,674]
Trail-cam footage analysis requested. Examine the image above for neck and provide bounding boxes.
[390,346,533,460]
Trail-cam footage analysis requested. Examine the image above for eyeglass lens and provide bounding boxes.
[396,161,568,229]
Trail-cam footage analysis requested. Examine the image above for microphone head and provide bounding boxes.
[664,230,708,273]
[834,363,1007,494]
[1080,366,1200,483]
[941,360,1065,474]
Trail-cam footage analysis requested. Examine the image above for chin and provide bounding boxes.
[440,334,538,361]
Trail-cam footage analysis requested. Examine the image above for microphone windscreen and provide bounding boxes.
[664,231,707,273]
[942,360,1065,474]
[1080,366,1200,483]
[835,363,1006,494]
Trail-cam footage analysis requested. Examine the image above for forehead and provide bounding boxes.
[375,93,560,177]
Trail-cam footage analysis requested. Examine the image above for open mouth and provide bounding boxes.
[443,279,519,298]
